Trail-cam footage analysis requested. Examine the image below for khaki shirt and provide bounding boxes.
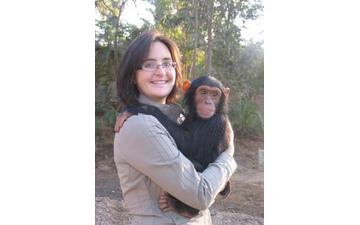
[114,95,237,225]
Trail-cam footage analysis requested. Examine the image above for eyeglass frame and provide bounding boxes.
[138,60,177,72]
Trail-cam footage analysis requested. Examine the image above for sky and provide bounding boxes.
[119,0,264,43]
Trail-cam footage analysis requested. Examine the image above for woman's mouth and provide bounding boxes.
[151,80,167,84]
[151,80,168,87]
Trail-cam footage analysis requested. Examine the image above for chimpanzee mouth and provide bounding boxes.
[198,107,215,118]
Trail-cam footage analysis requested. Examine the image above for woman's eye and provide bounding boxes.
[162,62,172,67]
[144,63,156,69]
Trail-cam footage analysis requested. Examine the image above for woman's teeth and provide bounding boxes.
[152,81,167,84]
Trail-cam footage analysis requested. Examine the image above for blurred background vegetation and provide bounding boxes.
[95,0,264,146]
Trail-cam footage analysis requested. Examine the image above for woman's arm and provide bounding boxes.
[114,111,132,132]
[114,114,237,210]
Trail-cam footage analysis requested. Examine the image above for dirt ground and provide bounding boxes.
[95,136,264,225]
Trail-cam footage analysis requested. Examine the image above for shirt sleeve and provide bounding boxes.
[114,114,237,210]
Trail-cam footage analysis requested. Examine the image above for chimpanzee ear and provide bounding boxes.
[224,87,230,97]
[182,80,191,93]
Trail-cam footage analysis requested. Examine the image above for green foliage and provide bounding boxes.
[95,117,102,138]
[95,50,113,86]
[104,108,117,126]
[229,95,263,137]
[95,0,264,139]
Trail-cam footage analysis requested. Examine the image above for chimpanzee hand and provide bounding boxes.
[114,111,133,132]
[219,181,231,198]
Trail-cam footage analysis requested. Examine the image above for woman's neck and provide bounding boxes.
[138,94,166,107]
[138,94,184,124]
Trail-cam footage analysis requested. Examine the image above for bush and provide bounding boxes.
[229,97,263,137]
[104,108,117,126]
[95,117,102,138]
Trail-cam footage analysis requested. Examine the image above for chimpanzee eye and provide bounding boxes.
[200,90,207,95]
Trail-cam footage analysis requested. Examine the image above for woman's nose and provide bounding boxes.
[154,66,166,76]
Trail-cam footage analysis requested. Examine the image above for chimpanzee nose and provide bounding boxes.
[204,97,212,104]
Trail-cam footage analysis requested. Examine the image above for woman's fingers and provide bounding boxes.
[159,193,173,212]
[114,111,133,132]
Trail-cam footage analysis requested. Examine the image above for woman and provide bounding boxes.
[113,30,237,225]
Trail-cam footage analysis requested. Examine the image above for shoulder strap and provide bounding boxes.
[126,104,193,168]
[126,104,180,136]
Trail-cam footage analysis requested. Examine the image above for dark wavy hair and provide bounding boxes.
[116,31,183,106]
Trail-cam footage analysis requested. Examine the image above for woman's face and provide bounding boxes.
[135,41,176,104]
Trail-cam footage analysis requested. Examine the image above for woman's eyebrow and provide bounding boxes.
[144,57,172,61]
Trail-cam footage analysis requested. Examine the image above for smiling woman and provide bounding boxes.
[116,31,182,106]
[135,41,176,104]
[113,30,237,225]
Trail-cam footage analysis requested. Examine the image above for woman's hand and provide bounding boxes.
[224,120,235,157]
[159,192,174,212]
[159,192,198,218]
[114,111,133,132]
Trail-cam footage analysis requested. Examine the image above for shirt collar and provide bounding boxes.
[137,94,184,124]
[138,94,166,108]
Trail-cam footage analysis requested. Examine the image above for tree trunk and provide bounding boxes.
[189,0,199,79]
[205,0,214,76]
[112,0,127,80]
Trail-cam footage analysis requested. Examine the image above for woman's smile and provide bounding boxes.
[135,41,176,104]
[151,80,169,86]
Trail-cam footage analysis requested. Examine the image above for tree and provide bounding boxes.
[95,0,265,138]
[189,0,199,78]
[96,0,131,80]
[205,0,214,75]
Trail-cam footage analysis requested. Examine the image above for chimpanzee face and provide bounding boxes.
[195,85,222,119]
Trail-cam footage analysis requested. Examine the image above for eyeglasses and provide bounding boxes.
[139,61,177,72]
